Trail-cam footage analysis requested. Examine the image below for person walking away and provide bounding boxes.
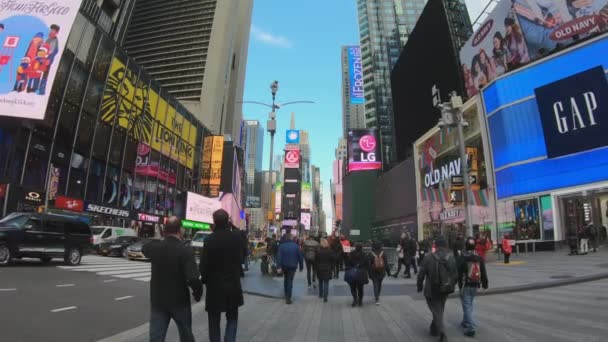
[368,240,390,305]
[579,224,590,255]
[277,231,304,304]
[315,238,335,302]
[458,237,488,338]
[417,237,458,342]
[331,236,343,279]
[143,217,202,342]
[345,243,369,307]
[303,235,320,288]
[406,234,418,277]
[199,210,246,342]
[393,233,408,278]
[452,234,465,259]
[475,235,492,261]
[585,221,598,252]
[340,235,351,270]
[501,234,512,264]
[567,226,579,255]
[418,238,429,266]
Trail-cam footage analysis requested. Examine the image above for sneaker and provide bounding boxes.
[308,285,312,289]
[286,298,292,305]
[375,301,380,306]
[464,331,476,337]
[323,298,328,303]
[351,301,357,307]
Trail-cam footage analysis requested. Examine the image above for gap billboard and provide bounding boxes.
[0,0,82,120]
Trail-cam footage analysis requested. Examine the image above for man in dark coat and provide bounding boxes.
[199,209,246,342]
[417,237,458,342]
[143,216,202,342]
[277,231,304,304]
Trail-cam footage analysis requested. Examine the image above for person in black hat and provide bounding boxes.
[417,237,458,342]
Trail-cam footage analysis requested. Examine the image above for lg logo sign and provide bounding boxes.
[359,134,377,162]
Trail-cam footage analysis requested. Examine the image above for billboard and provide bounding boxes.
[200,136,224,197]
[348,129,382,172]
[274,182,282,213]
[459,0,529,97]
[186,192,221,224]
[347,46,364,104]
[284,149,300,168]
[0,0,82,120]
[513,0,608,60]
[301,212,311,230]
[286,130,300,144]
[301,182,312,210]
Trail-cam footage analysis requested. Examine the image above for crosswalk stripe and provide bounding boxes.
[70,266,151,272]
[58,256,153,283]
[114,272,151,279]
[97,268,151,275]
[134,277,151,281]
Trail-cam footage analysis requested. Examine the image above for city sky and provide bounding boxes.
[243,0,489,230]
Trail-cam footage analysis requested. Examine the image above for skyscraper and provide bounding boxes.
[341,46,366,137]
[242,120,265,208]
[122,0,253,141]
[357,0,427,164]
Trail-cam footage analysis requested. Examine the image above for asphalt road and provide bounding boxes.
[0,256,152,342]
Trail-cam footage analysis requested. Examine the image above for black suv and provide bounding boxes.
[0,212,93,266]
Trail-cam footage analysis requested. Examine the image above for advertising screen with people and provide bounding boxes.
[0,0,82,120]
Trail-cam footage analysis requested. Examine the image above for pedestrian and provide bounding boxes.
[142,216,202,342]
[501,234,512,264]
[418,238,429,266]
[458,237,489,338]
[277,230,304,304]
[475,234,492,261]
[368,240,390,305]
[406,234,418,277]
[579,224,590,255]
[345,243,369,307]
[393,233,407,278]
[315,238,335,302]
[199,209,246,342]
[417,237,458,342]
[331,235,343,279]
[567,226,579,255]
[586,221,598,253]
[303,235,320,288]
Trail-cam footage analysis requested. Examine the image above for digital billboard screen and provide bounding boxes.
[186,192,221,224]
[0,0,82,120]
[348,129,382,172]
[348,46,364,104]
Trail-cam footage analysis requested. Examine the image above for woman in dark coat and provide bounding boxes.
[367,240,391,305]
[315,238,335,302]
[345,243,369,307]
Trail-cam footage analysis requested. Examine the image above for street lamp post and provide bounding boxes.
[438,92,474,238]
[239,83,313,230]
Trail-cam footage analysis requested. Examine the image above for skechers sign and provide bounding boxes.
[85,204,130,218]
[348,46,364,104]
[535,66,608,159]
[348,129,381,172]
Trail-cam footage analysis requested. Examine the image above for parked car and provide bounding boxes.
[191,231,212,255]
[0,212,92,266]
[98,236,141,257]
[91,226,137,250]
[126,238,153,260]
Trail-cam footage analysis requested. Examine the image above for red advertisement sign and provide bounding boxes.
[55,196,84,212]
[284,150,300,168]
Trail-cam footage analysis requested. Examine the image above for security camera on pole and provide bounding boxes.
[437,92,473,238]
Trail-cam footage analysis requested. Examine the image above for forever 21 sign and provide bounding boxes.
[535,66,608,159]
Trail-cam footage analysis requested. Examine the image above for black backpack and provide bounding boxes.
[432,253,455,294]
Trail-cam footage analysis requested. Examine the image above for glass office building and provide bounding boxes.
[0,3,213,228]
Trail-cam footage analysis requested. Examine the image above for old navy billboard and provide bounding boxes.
[348,129,382,172]
[348,46,364,104]
[0,0,82,120]
[483,35,608,199]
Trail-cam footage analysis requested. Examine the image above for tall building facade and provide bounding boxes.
[335,138,347,161]
[341,46,366,137]
[241,120,264,207]
[357,0,427,164]
[122,0,253,141]
[300,131,311,184]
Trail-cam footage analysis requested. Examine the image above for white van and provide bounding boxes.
[91,226,137,247]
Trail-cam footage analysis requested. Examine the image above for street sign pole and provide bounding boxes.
[453,96,474,238]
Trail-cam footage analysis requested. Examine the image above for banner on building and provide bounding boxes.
[301,212,311,230]
[284,149,300,168]
[347,46,364,104]
[0,0,82,120]
[186,192,221,224]
[201,136,224,197]
[348,129,382,172]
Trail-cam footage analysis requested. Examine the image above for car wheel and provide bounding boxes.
[40,256,52,264]
[64,247,82,266]
[0,243,11,266]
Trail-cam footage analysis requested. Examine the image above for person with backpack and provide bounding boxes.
[458,237,489,338]
[367,240,390,305]
[417,237,457,342]
[345,243,369,307]
[315,238,335,302]
[303,235,320,289]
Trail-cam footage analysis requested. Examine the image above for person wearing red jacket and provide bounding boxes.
[502,234,513,264]
[474,234,492,261]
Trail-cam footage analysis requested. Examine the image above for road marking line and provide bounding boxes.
[97,268,152,275]
[115,296,134,301]
[114,272,151,278]
[56,284,75,288]
[134,277,151,282]
[51,306,77,313]
[0,288,17,291]
[103,279,117,283]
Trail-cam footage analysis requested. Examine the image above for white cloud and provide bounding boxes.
[251,25,294,48]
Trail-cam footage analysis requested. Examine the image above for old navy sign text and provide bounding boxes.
[424,158,461,188]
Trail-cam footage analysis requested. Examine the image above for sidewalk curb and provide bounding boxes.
[455,272,608,298]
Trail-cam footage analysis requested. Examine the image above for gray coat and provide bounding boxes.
[417,248,458,298]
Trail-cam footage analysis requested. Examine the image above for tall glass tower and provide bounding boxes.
[357,0,427,164]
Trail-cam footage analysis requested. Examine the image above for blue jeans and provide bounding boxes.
[208,308,238,342]
[283,268,296,299]
[460,286,478,333]
[318,279,329,299]
[149,305,194,342]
